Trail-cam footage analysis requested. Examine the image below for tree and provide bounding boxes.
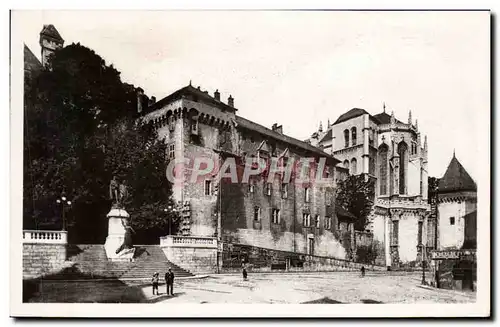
[336,175,375,231]
[23,43,173,243]
[428,176,440,203]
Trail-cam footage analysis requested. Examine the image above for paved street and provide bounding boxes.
[26,271,475,304]
[143,272,476,304]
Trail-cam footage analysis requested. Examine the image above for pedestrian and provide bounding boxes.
[360,266,365,277]
[165,268,175,296]
[151,272,159,295]
[242,267,248,280]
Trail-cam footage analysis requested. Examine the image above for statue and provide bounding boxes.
[119,180,129,203]
[109,176,129,208]
[109,175,119,204]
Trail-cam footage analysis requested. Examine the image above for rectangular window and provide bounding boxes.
[272,209,280,224]
[204,180,212,196]
[305,187,310,203]
[303,213,311,227]
[315,215,320,228]
[168,143,175,159]
[248,182,255,194]
[450,217,455,225]
[308,238,314,255]
[254,207,261,221]
[325,216,331,229]
[281,183,288,199]
[265,183,272,196]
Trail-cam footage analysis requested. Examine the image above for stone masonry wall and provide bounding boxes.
[162,246,217,274]
[23,244,67,279]
[221,243,384,273]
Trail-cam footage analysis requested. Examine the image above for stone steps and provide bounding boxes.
[44,244,194,280]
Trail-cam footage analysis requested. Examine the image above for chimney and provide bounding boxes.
[214,89,220,101]
[272,123,283,134]
[136,88,144,114]
[228,95,234,107]
[148,96,156,107]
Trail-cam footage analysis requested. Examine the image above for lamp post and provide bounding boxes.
[163,205,177,235]
[56,195,72,231]
[422,243,426,285]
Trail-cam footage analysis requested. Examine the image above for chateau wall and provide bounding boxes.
[221,243,384,273]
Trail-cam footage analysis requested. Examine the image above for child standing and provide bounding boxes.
[152,272,159,295]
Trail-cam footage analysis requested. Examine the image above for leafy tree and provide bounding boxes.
[336,175,375,231]
[428,176,440,204]
[23,43,174,243]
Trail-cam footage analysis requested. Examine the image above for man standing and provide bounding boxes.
[165,268,175,296]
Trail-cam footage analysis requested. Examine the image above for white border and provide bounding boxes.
[7,4,492,319]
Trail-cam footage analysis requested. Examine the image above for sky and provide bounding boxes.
[14,10,490,180]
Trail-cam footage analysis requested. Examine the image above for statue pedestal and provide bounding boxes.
[104,208,135,262]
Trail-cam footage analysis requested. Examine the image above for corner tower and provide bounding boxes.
[39,24,64,67]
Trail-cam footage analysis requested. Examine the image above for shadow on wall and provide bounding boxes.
[23,266,149,303]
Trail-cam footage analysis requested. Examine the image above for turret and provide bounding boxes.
[39,24,64,67]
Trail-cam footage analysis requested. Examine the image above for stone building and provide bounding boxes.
[437,153,477,250]
[307,106,432,267]
[141,84,356,260]
[432,153,477,290]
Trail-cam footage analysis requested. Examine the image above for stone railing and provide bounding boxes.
[160,235,217,249]
[23,230,68,244]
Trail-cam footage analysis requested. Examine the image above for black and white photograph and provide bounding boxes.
[9,9,490,318]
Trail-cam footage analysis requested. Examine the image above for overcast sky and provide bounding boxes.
[15,10,490,179]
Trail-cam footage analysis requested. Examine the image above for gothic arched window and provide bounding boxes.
[398,142,408,194]
[351,158,357,175]
[351,127,357,146]
[379,144,388,195]
[344,129,349,148]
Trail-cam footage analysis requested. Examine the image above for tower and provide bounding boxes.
[39,24,64,67]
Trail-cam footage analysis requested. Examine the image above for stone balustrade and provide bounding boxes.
[23,230,68,244]
[160,235,217,248]
[23,230,68,279]
[160,235,218,273]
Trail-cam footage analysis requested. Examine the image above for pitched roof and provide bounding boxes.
[235,115,339,162]
[319,128,333,143]
[40,24,64,42]
[24,44,42,73]
[333,108,369,125]
[438,155,477,193]
[372,111,403,125]
[148,84,236,113]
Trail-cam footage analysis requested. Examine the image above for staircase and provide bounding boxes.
[44,244,193,280]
